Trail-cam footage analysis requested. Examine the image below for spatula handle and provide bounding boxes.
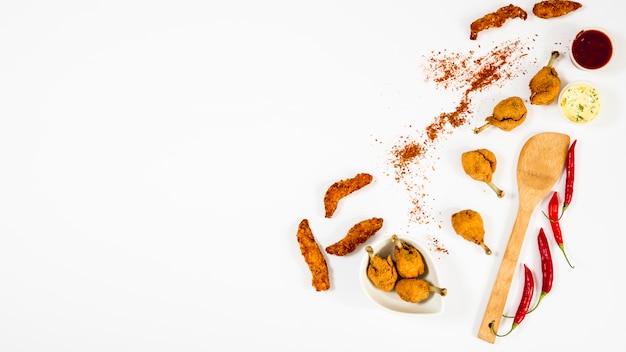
[477,205,533,343]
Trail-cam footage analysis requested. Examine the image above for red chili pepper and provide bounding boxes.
[527,228,552,313]
[548,191,574,268]
[562,140,577,214]
[491,264,534,337]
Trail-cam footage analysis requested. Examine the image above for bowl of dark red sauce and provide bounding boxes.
[570,28,614,70]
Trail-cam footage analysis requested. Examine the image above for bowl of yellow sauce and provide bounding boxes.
[558,81,601,124]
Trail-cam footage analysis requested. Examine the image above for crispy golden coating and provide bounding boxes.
[395,279,447,303]
[365,246,398,292]
[461,149,504,197]
[451,209,492,255]
[474,96,527,133]
[323,173,373,218]
[325,217,383,256]
[533,0,582,19]
[390,235,425,279]
[470,4,528,40]
[530,51,561,105]
[462,149,496,183]
[296,219,330,291]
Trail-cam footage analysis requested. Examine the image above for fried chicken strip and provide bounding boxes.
[324,173,373,218]
[326,217,383,256]
[533,0,582,19]
[470,4,528,40]
[296,219,330,291]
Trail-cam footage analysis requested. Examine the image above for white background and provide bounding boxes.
[1,1,623,351]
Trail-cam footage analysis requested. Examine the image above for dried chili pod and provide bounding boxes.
[490,264,534,337]
[528,228,553,313]
[562,140,577,214]
[548,191,574,268]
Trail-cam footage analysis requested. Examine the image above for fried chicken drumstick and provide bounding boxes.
[451,209,492,255]
[396,279,447,303]
[474,96,527,134]
[390,235,425,279]
[365,246,398,292]
[529,51,561,105]
[461,149,504,198]
[533,0,582,19]
[470,4,528,40]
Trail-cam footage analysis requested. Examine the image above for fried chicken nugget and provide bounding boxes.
[326,217,383,256]
[324,173,373,218]
[533,0,582,19]
[470,4,528,40]
[296,219,330,291]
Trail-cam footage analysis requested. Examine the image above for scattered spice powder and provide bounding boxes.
[388,39,529,253]
[427,234,449,256]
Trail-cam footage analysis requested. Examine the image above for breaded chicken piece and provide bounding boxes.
[296,219,330,291]
[533,0,582,19]
[461,149,504,198]
[529,51,561,105]
[451,209,492,255]
[470,4,528,40]
[474,96,528,133]
[326,217,383,256]
[323,173,373,218]
[365,246,398,292]
[390,235,425,279]
[395,279,447,303]
[462,149,496,183]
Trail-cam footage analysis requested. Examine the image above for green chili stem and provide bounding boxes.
[559,244,575,268]
[489,321,518,337]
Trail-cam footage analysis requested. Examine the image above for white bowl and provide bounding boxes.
[558,81,602,124]
[359,235,445,315]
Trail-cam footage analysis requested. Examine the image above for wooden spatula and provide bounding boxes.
[477,132,570,343]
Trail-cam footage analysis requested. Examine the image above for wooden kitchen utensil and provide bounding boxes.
[477,132,570,343]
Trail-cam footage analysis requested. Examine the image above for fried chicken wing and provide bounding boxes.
[470,4,528,40]
[323,173,373,218]
[529,51,561,105]
[296,219,331,291]
[474,96,528,133]
[533,0,582,19]
[325,217,383,256]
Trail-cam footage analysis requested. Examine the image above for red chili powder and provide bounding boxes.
[389,39,528,253]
